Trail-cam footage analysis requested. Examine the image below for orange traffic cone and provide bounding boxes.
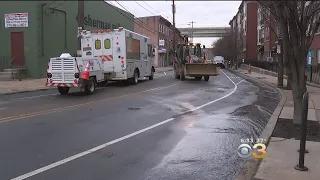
[81,61,90,80]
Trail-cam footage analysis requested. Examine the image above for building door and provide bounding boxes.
[11,32,25,66]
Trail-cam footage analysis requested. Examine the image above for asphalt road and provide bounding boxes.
[0,69,280,180]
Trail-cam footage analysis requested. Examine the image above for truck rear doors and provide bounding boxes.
[90,31,114,73]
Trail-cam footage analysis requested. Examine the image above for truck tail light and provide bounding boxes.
[74,73,80,78]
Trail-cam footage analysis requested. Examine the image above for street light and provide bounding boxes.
[189,21,196,43]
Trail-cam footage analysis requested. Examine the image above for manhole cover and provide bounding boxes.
[128,107,140,110]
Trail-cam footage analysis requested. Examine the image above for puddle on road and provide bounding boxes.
[144,108,271,180]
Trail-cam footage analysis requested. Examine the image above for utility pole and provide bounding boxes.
[189,21,196,43]
[172,0,176,61]
[77,0,84,56]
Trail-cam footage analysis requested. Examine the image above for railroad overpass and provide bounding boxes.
[178,27,230,38]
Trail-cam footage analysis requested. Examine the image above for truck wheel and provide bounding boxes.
[58,87,69,95]
[174,70,180,79]
[84,77,96,95]
[204,76,210,81]
[195,76,202,80]
[180,67,185,81]
[131,70,139,85]
[149,70,154,80]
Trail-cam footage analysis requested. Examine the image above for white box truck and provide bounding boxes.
[46,27,156,95]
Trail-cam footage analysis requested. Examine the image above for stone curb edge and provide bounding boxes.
[228,69,287,180]
[0,69,174,96]
[0,87,53,96]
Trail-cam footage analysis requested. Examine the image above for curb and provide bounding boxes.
[0,69,174,96]
[0,87,53,96]
[228,69,287,180]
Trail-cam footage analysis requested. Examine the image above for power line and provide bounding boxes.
[113,0,158,34]
[112,1,141,18]
[105,1,157,35]
[135,1,156,16]
[142,1,162,15]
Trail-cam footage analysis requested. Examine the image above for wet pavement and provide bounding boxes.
[0,70,280,180]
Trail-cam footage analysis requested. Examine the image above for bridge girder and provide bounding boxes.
[178,27,230,38]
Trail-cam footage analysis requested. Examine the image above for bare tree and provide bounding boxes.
[259,3,292,89]
[212,30,238,65]
[258,1,320,124]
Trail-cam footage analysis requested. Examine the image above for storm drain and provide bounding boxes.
[128,107,140,110]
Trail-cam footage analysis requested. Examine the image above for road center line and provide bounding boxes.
[0,82,181,124]
[11,69,238,180]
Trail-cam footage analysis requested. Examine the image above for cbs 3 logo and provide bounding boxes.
[237,143,267,159]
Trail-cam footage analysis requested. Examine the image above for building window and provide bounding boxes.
[95,40,101,50]
[104,39,111,49]
[159,24,161,32]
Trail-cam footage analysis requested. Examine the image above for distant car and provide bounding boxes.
[213,56,225,68]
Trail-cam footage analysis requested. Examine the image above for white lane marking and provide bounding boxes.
[236,79,246,85]
[9,72,173,101]
[11,118,175,180]
[11,69,237,180]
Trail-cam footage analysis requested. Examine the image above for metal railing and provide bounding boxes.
[306,64,320,84]
[0,56,11,71]
[243,59,278,73]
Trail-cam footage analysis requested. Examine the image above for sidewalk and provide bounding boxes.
[155,66,173,73]
[232,67,320,180]
[0,78,50,95]
[0,67,173,95]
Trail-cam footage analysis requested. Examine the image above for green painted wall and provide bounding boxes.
[0,1,39,77]
[0,1,134,78]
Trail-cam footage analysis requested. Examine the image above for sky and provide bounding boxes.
[107,1,241,47]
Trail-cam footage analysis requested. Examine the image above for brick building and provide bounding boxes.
[257,3,277,62]
[134,16,182,67]
[229,1,258,62]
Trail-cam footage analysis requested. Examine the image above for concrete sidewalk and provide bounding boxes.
[232,67,320,180]
[0,67,173,95]
[235,68,320,123]
[155,66,173,73]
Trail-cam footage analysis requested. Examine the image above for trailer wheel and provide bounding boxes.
[174,65,180,79]
[58,87,69,95]
[131,70,139,85]
[195,76,202,80]
[149,70,154,80]
[204,76,210,81]
[84,77,96,95]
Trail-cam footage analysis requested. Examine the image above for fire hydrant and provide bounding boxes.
[248,65,252,74]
